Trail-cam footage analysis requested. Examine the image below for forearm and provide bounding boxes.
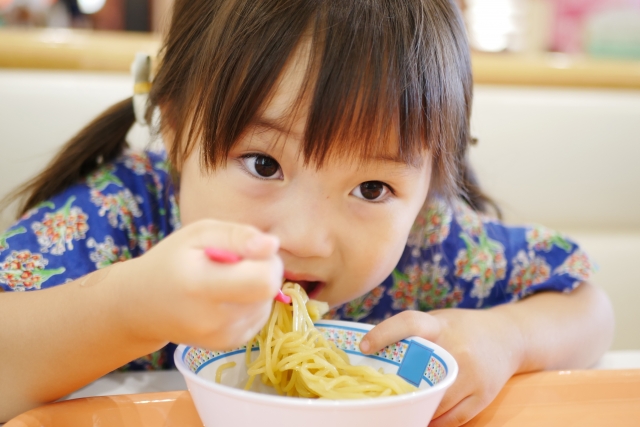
[493,282,615,374]
[0,260,164,422]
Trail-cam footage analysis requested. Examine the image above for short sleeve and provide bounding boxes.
[0,150,178,370]
[401,198,594,308]
[329,198,595,324]
[0,149,176,293]
[0,191,106,292]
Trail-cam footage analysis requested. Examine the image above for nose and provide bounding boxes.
[271,193,334,260]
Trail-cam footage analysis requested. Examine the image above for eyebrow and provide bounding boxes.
[253,118,299,139]
[252,117,414,167]
[368,153,410,164]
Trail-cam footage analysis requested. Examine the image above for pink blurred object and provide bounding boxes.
[203,247,242,264]
[274,290,292,304]
[550,0,630,53]
[203,247,291,304]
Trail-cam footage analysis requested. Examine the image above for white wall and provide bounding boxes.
[470,85,640,231]
[0,69,150,229]
[1,70,638,349]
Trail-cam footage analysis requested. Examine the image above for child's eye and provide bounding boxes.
[240,154,283,180]
[351,181,392,202]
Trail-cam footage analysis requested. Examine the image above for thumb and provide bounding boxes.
[360,310,441,354]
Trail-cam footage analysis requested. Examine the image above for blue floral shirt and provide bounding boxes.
[0,149,593,370]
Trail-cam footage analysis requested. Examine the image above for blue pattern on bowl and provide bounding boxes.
[182,322,448,387]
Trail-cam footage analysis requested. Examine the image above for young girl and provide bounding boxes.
[0,0,614,425]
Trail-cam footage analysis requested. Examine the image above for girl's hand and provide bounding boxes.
[359,309,523,427]
[116,219,283,351]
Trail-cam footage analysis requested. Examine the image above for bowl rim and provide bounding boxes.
[174,319,458,408]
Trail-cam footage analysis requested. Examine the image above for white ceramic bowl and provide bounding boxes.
[175,320,458,427]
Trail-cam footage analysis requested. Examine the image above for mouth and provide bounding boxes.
[293,280,326,299]
[284,272,326,299]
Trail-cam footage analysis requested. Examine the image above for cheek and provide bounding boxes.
[177,153,238,225]
[348,211,416,286]
[177,154,275,228]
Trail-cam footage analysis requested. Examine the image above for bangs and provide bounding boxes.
[155,0,472,196]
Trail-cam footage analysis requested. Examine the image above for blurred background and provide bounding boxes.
[0,0,639,354]
[1,0,640,57]
[0,0,172,32]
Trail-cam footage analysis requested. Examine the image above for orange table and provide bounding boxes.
[7,370,640,427]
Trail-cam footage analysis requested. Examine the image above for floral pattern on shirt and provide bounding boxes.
[526,225,573,253]
[455,232,507,307]
[389,253,464,311]
[0,148,594,370]
[406,199,452,257]
[124,151,165,200]
[452,199,485,236]
[340,285,386,321]
[21,201,56,221]
[554,249,593,285]
[86,165,124,191]
[137,224,164,253]
[0,250,65,291]
[87,236,133,269]
[0,226,26,254]
[90,189,142,248]
[31,196,89,255]
[507,250,551,300]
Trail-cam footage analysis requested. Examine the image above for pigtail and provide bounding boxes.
[2,98,134,217]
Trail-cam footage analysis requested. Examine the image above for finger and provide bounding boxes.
[210,301,273,349]
[432,368,474,419]
[200,256,284,303]
[359,310,442,354]
[232,301,273,343]
[183,299,271,350]
[428,395,484,427]
[189,219,280,260]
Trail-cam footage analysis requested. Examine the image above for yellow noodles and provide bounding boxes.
[242,282,417,399]
[215,361,236,384]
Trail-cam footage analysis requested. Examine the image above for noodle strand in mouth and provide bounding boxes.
[239,282,417,398]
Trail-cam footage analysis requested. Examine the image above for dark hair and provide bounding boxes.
[4,0,497,218]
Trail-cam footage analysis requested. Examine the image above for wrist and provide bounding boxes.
[487,305,527,375]
[109,258,167,350]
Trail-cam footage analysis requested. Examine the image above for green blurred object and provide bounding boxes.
[586,7,640,59]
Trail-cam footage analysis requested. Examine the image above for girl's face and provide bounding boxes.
[175,46,432,307]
